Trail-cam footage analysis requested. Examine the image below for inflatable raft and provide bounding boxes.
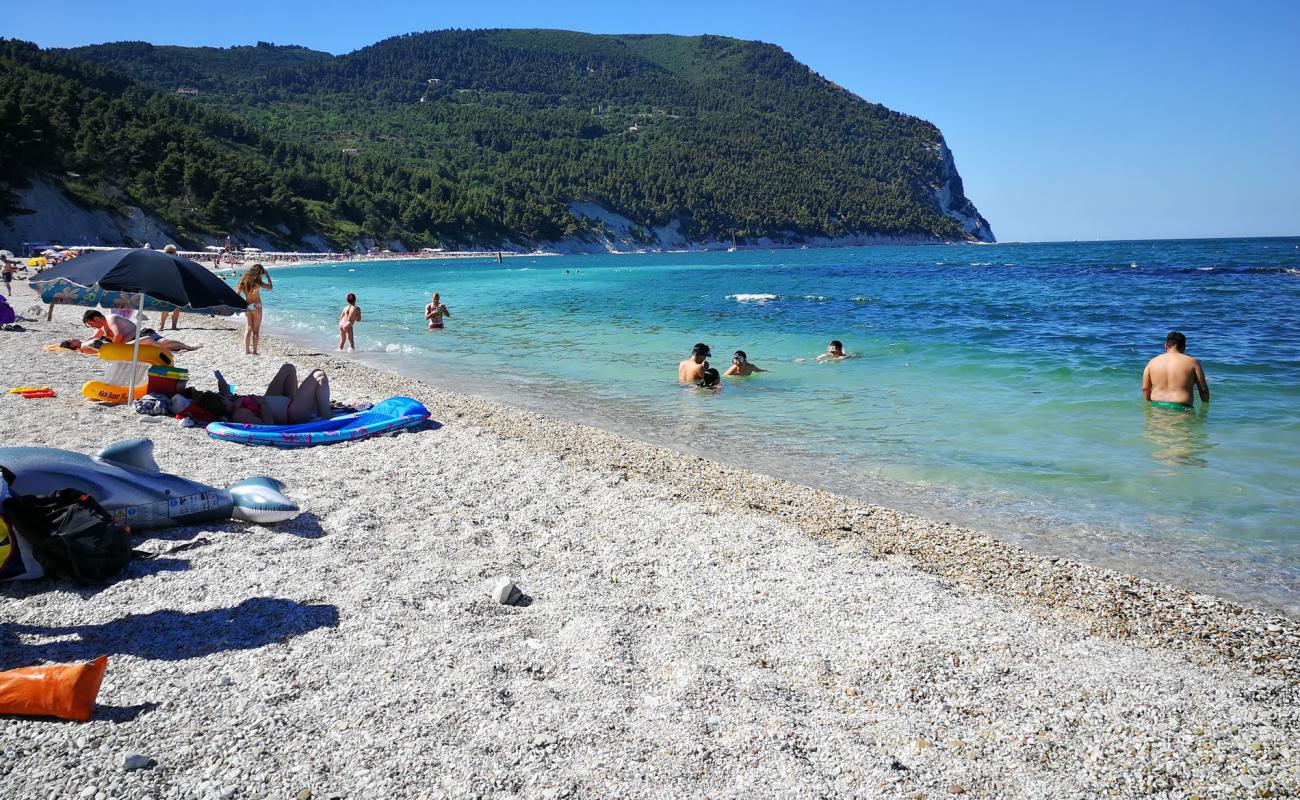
[206,397,430,447]
[80,343,174,403]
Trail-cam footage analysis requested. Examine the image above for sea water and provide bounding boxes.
[253,238,1300,614]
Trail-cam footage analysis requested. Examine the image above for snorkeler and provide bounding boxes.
[723,350,767,376]
[815,340,861,362]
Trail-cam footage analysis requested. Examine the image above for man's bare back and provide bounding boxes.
[679,357,706,384]
[1142,332,1209,407]
[679,343,711,384]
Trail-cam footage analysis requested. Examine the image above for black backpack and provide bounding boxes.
[1,488,144,583]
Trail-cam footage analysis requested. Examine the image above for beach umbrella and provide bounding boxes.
[30,248,248,401]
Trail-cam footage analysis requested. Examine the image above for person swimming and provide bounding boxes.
[723,350,767,376]
[1142,330,1210,410]
[815,339,861,361]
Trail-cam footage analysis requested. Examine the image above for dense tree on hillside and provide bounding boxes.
[1,30,991,249]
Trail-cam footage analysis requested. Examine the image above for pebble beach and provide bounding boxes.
[1,279,1297,800]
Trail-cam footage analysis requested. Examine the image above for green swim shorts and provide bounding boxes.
[1148,400,1193,412]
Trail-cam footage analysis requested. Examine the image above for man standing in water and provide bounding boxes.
[678,343,711,383]
[1142,331,1210,410]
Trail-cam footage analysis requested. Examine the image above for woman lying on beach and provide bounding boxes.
[55,335,202,354]
[214,363,332,425]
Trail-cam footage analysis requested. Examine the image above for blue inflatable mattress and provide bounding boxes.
[206,396,430,447]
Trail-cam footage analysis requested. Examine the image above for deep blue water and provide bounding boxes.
[254,237,1300,613]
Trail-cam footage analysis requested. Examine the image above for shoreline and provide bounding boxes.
[2,279,1298,798]
[265,325,1300,673]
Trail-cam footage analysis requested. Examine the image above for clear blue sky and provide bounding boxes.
[6,0,1299,242]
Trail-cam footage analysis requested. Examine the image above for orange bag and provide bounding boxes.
[0,655,108,721]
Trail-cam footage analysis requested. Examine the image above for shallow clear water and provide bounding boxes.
[253,238,1300,613]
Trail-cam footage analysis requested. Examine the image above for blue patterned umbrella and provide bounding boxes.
[30,248,247,315]
[29,249,248,400]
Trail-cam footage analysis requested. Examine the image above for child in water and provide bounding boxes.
[696,367,722,392]
[338,293,361,350]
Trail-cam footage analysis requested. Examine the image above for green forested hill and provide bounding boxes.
[3,31,993,250]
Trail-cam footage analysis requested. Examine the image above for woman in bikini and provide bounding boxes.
[216,363,331,425]
[57,335,201,354]
[236,264,272,355]
[338,293,361,350]
[424,292,451,330]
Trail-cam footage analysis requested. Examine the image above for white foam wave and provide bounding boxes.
[727,293,779,303]
[802,295,829,301]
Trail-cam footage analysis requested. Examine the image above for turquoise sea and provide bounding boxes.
[254,238,1300,614]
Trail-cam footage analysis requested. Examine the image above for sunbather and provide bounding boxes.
[58,334,201,354]
[215,363,331,425]
[54,337,108,354]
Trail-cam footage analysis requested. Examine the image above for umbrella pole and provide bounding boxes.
[129,292,144,404]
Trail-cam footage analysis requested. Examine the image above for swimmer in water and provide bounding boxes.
[424,292,451,330]
[678,342,711,384]
[1142,330,1210,410]
[696,367,722,392]
[815,339,861,362]
[723,350,767,376]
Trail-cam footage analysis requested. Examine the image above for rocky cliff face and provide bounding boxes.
[933,141,996,243]
[0,177,177,250]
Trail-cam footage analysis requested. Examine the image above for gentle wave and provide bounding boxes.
[727,293,780,302]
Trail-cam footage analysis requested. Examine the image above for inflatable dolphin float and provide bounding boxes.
[0,439,298,528]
